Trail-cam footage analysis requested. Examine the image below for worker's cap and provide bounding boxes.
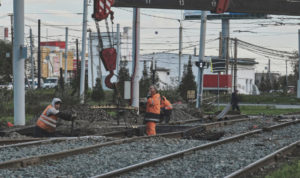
[52,98,62,106]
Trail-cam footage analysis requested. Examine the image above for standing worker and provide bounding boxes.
[144,85,161,136]
[231,90,240,112]
[35,98,76,137]
[160,96,173,124]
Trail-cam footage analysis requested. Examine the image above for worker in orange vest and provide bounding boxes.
[144,85,160,136]
[35,98,76,137]
[160,96,173,124]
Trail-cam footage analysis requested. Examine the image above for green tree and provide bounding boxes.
[272,78,280,90]
[178,58,196,101]
[150,61,159,86]
[139,61,152,97]
[116,61,130,99]
[92,78,105,101]
[265,73,272,92]
[259,73,267,93]
[0,40,12,84]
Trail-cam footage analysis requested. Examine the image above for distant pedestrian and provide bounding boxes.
[160,96,173,124]
[144,85,161,136]
[35,98,76,137]
[231,90,240,112]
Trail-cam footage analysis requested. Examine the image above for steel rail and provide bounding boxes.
[91,119,300,178]
[0,120,298,170]
[103,116,256,138]
[0,136,105,149]
[169,114,248,125]
[225,140,300,178]
[0,135,150,169]
[0,138,44,145]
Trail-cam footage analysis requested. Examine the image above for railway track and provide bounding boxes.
[103,116,258,138]
[0,138,44,146]
[93,120,300,178]
[0,119,299,177]
[225,140,300,178]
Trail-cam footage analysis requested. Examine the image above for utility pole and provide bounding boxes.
[196,11,207,109]
[79,0,88,103]
[64,27,68,84]
[152,54,156,84]
[268,58,272,88]
[131,8,140,110]
[219,32,222,59]
[286,60,288,92]
[234,38,238,92]
[30,28,34,89]
[76,39,79,79]
[297,29,300,98]
[13,0,25,125]
[116,24,121,73]
[89,30,94,88]
[178,20,183,82]
[95,26,102,83]
[38,19,41,88]
[59,51,63,89]
[222,19,230,74]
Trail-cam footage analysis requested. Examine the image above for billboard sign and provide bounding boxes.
[184,10,267,20]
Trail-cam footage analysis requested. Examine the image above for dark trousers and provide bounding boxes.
[232,103,240,112]
[34,126,55,137]
[160,110,172,124]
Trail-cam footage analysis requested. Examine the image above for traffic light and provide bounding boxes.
[211,59,226,73]
[195,61,207,68]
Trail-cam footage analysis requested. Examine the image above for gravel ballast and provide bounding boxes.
[1,122,299,177]
[0,138,207,177]
[122,122,300,177]
[183,117,280,139]
[0,136,113,163]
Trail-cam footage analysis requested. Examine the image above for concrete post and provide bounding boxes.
[297,30,300,98]
[30,28,34,89]
[196,11,207,109]
[13,0,25,125]
[116,24,121,73]
[79,0,88,103]
[179,21,183,82]
[131,8,140,110]
[64,27,68,84]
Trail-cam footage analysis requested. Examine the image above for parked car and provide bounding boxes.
[0,83,13,90]
[25,78,43,89]
[43,77,58,88]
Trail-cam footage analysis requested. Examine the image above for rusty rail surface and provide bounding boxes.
[0,136,104,149]
[91,120,300,178]
[225,140,300,178]
[0,120,298,172]
[0,138,44,146]
[104,116,256,138]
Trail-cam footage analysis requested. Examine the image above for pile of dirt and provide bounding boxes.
[62,104,114,122]
[171,108,198,121]
[170,103,200,121]
[183,127,225,141]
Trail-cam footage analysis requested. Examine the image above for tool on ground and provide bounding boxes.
[92,0,116,89]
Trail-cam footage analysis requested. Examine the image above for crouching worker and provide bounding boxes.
[144,85,160,136]
[35,98,76,137]
[160,96,173,124]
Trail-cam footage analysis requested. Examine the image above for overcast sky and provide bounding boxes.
[1,0,300,75]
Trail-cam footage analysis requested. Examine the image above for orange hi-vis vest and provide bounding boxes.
[145,93,161,123]
[36,105,58,133]
[161,96,173,110]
